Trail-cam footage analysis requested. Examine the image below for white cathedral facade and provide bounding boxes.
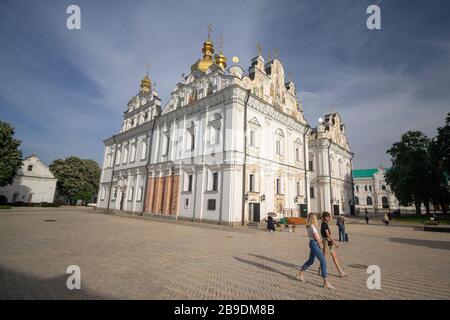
[97,32,354,225]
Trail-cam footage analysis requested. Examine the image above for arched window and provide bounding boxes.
[355,196,359,205]
[186,121,195,150]
[12,193,19,202]
[209,113,222,145]
[366,197,373,206]
[382,196,389,209]
[27,165,33,172]
[275,129,284,156]
[294,138,302,162]
[28,193,33,203]
[141,139,147,160]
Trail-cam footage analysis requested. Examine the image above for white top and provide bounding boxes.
[307,225,319,240]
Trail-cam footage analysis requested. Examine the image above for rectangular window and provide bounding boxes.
[185,198,189,208]
[276,178,281,195]
[212,172,219,191]
[190,133,195,150]
[276,140,281,155]
[207,199,216,211]
[100,187,105,200]
[295,148,300,161]
[184,174,193,192]
[249,174,255,192]
[116,150,121,165]
[369,185,372,192]
[310,187,315,199]
[128,187,134,201]
[122,147,128,164]
[296,182,301,196]
[309,160,314,172]
[130,144,136,163]
[141,140,147,160]
[365,185,368,192]
[136,187,143,201]
[250,130,256,147]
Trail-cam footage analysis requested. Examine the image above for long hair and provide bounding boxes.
[306,214,318,228]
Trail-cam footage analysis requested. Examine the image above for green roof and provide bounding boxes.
[352,169,378,178]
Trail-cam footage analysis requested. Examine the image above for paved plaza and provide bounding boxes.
[0,207,449,300]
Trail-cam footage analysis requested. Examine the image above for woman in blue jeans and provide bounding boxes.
[296,214,334,289]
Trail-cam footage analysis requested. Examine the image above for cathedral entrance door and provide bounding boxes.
[249,203,260,222]
[333,205,340,216]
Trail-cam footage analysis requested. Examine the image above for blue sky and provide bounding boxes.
[1,0,449,169]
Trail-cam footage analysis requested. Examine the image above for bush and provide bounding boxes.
[0,195,7,205]
[0,205,11,210]
[40,202,61,207]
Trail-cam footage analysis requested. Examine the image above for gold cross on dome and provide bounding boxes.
[207,24,212,40]
[219,34,224,52]
[256,43,262,55]
[145,64,150,76]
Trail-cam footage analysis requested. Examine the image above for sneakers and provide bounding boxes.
[323,282,335,290]
[296,273,305,282]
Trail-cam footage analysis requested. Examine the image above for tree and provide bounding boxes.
[436,113,450,174]
[385,131,432,215]
[49,156,100,204]
[0,121,23,187]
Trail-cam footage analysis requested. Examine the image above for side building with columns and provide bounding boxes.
[308,112,354,216]
[96,31,353,224]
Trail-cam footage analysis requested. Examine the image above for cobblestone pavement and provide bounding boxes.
[1,207,449,300]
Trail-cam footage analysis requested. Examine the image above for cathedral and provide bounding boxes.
[96,30,355,225]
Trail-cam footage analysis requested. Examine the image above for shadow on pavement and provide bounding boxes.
[0,265,105,299]
[389,238,450,251]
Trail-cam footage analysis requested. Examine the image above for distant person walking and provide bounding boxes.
[319,212,347,278]
[383,213,390,226]
[365,211,369,224]
[337,214,346,242]
[296,214,334,289]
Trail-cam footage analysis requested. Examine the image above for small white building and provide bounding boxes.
[0,154,57,203]
[353,167,418,213]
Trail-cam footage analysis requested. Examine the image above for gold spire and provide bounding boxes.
[191,25,215,73]
[215,34,227,69]
[256,43,262,56]
[140,65,151,93]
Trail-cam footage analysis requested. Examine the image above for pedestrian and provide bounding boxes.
[365,211,369,224]
[296,214,334,289]
[337,214,346,241]
[383,213,389,226]
[319,212,347,278]
[267,215,275,232]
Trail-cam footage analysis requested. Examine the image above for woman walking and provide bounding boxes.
[296,214,334,289]
[319,212,347,278]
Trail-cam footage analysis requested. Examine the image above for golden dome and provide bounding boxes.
[191,40,215,73]
[215,52,227,69]
[140,73,151,93]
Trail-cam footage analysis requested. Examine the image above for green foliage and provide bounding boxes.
[49,156,100,202]
[386,113,450,214]
[386,131,431,211]
[0,121,23,187]
[0,205,12,210]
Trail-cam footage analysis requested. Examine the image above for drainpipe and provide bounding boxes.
[141,120,156,215]
[241,89,251,226]
[302,125,311,216]
[327,138,333,214]
[349,152,355,215]
[107,135,117,212]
